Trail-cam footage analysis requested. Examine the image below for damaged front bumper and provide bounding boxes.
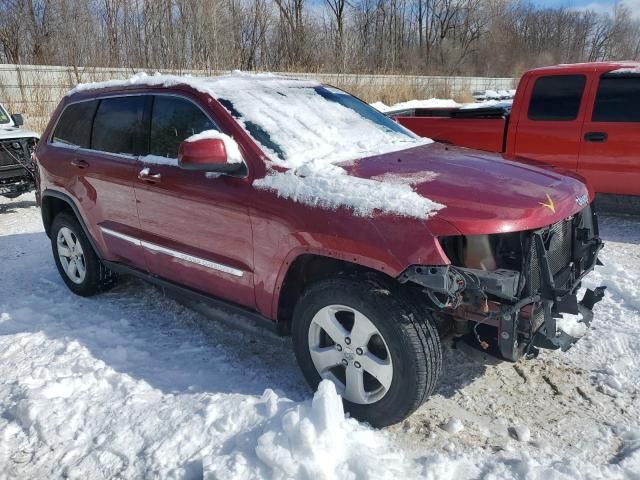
[399,204,606,361]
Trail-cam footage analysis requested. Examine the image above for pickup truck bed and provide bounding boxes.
[391,107,509,153]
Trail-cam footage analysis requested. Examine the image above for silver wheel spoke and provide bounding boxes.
[68,259,78,279]
[62,229,75,250]
[315,308,350,344]
[360,352,393,391]
[309,346,343,373]
[57,244,72,258]
[76,258,86,278]
[350,311,378,347]
[345,366,367,404]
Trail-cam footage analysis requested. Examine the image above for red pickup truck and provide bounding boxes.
[392,62,640,200]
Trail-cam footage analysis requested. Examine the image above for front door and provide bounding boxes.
[579,72,640,195]
[134,94,255,308]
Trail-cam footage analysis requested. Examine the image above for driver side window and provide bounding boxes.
[150,96,217,159]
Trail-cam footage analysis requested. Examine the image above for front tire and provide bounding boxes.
[50,212,116,296]
[292,277,442,427]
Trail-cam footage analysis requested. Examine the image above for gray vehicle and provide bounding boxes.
[0,103,39,198]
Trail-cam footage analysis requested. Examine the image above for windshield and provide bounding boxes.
[217,85,426,168]
[0,105,10,124]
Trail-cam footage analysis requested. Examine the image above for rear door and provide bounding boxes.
[134,94,255,308]
[578,73,640,195]
[48,96,148,271]
[514,74,588,171]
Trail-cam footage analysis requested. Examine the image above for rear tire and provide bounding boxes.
[50,212,117,296]
[292,277,442,427]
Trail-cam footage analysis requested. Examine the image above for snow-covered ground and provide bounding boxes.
[1,192,639,479]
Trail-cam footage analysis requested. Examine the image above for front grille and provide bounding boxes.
[0,139,31,168]
[527,217,574,294]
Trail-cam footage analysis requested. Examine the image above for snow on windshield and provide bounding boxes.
[214,82,429,168]
[70,73,443,219]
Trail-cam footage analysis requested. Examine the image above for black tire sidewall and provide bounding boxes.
[50,213,102,296]
[292,278,434,427]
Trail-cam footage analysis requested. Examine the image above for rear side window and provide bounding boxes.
[91,96,147,155]
[150,96,217,158]
[528,75,586,121]
[52,100,99,148]
[593,76,640,122]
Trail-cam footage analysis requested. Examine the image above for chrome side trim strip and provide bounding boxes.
[100,226,141,246]
[99,226,244,277]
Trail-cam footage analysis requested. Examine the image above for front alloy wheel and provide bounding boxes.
[292,277,442,427]
[308,305,393,404]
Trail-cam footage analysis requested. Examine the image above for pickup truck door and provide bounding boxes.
[578,73,640,196]
[513,74,588,172]
[133,94,256,308]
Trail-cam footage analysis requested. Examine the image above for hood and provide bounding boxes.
[346,143,590,235]
[0,125,39,141]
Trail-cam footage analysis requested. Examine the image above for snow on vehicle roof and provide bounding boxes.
[69,72,427,168]
[70,72,443,219]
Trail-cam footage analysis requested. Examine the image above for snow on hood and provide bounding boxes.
[254,161,444,219]
[71,72,443,219]
[0,125,39,140]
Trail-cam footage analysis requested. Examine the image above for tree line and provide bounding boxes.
[0,0,638,77]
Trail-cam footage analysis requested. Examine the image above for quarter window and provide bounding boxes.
[52,100,99,148]
[528,75,586,121]
[150,96,216,159]
[593,76,640,122]
[91,96,147,155]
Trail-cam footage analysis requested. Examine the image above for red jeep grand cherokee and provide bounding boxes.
[34,73,604,427]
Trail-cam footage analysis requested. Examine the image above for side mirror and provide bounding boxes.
[178,137,245,174]
[11,113,24,127]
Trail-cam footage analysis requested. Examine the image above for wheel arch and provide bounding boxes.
[41,189,102,258]
[274,252,398,334]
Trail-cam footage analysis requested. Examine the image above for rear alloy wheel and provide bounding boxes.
[56,226,87,284]
[292,277,442,427]
[50,212,117,296]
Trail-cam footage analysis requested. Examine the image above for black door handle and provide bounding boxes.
[584,132,608,143]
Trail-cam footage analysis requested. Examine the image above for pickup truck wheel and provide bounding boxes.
[50,212,117,296]
[292,277,442,427]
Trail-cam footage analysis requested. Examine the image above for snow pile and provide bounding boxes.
[185,130,244,164]
[0,302,417,479]
[255,381,412,479]
[441,418,465,434]
[371,98,461,113]
[556,312,588,338]
[254,161,444,219]
[459,99,513,111]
